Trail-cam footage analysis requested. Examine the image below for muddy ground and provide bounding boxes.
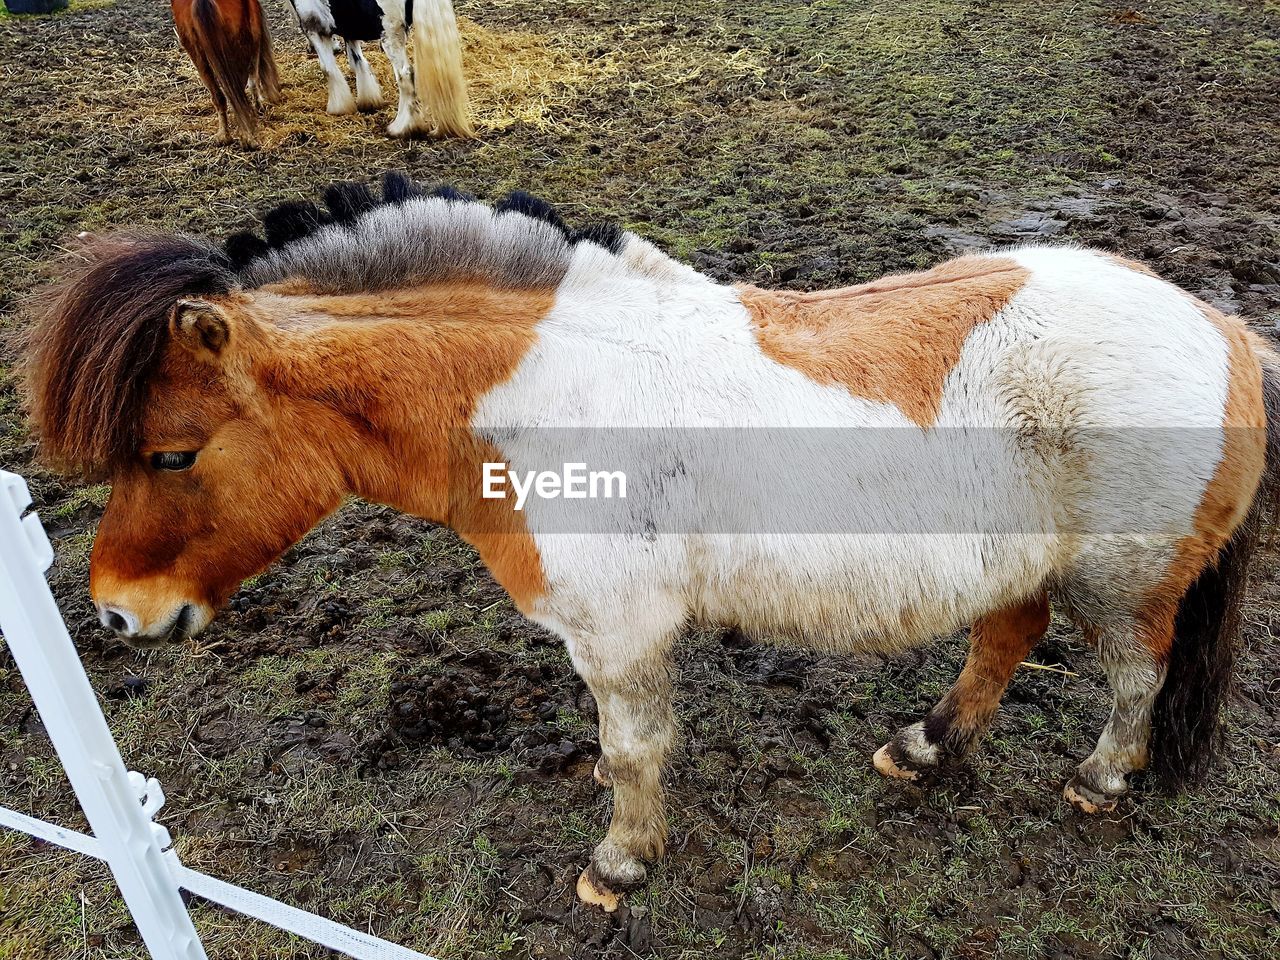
[1,0,1279,958]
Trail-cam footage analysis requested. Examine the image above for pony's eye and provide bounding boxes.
[150,451,198,471]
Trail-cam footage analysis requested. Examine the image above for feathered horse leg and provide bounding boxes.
[306,29,356,115]
[378,2,429,137]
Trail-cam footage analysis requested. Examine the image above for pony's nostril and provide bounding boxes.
[98,605,139,636]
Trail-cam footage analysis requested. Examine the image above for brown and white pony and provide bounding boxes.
[24,175,1280,911]
[172,0,283,148]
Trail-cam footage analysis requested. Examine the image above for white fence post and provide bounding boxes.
[0,470,207,959]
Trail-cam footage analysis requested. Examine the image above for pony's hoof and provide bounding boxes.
[326,92,357,116]
[356,94,384,112]
[1063,777,1119,815]
[576,868,619,912]
[873,742,924,781]
[593,757,613,788]
[577,847,646,912]
[387,115,429,139]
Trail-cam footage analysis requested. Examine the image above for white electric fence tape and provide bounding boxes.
[0,469,434,960]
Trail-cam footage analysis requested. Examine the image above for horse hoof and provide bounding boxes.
[593,757,613,788]
[326,92,357,116]
[1063,777,1119,815]
[387,117,429,139]
[873,742,922,781]
[576,868,620,912]
[356,95,384,112]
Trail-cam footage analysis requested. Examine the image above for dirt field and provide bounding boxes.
[2,1,1279,957]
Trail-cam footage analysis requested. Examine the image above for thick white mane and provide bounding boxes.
[228,179,648,295]
[241,197,576,292]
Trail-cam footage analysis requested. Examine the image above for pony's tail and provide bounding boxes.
[1149,340,1280,790]
[411,0,474,138]
[192,0,259,142]
[253,0,283,104]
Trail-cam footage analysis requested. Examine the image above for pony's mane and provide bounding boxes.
[229,172,627,293]
[24,174,627,476]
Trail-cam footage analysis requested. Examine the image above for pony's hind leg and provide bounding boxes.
[875,591,1050,780]
[185,46,233,144]
[347,40,384,111]
[1063,612,1172,813]
[306,30,356,114]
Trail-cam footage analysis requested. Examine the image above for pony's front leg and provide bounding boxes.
[563,626,677,911]
[306,31,356,115]
[379,6,430,137]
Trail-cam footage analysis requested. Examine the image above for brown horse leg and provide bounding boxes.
[875,591,1050,780]
[186,46,232,144]
[227,63,260,148]
[1063,611,1172,813]
[574,650,675,912]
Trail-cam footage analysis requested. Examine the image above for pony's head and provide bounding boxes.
[24,234,348,648]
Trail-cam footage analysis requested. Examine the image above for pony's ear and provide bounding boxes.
[170,299,231,360]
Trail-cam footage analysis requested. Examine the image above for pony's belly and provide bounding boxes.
[691,533,1059,653]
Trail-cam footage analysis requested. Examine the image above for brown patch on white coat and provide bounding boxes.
[738,256,1029,427]
[1151,311,1268,607]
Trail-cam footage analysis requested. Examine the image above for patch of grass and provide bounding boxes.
[46,484,108,522]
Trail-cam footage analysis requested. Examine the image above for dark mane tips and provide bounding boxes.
[494,190,568,236]
[223,230,270,269]
[220,174,631,286]
[24,234,233,477]
[382,171,424,205]
[428,183,475,203]
[323,181,379,225]
[570,221,625,254]
[262,200,330,249]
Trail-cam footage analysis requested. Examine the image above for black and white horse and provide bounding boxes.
[287,0,471,137]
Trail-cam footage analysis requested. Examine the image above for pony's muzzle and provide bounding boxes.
[95,600,205,648]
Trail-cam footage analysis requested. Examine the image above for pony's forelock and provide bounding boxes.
[23,233,234,478]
